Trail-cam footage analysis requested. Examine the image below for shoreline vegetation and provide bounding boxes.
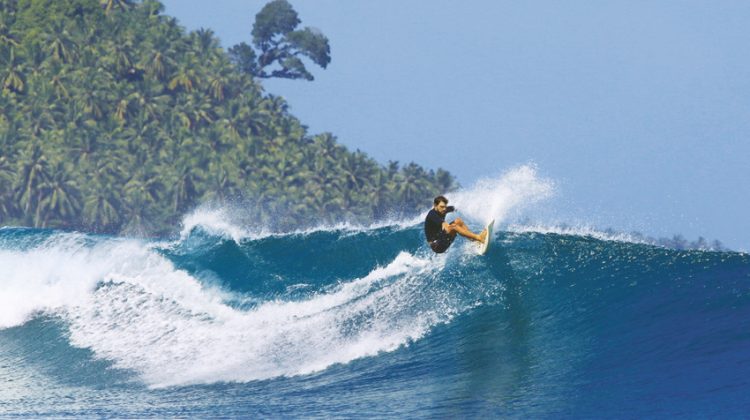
[0,0,457,236]
[0,0,730,251]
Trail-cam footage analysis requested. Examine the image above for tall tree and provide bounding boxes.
[1,47,25,94]
[0,155,16,220]
[38,161,82,227]
[14,142,51,225]
[100,0,135,15]
[230,0,330,81]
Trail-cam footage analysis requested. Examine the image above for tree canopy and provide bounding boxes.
[0,0,457,235]
[230,0,330,81]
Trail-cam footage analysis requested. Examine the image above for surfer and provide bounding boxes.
[424,196,486,253]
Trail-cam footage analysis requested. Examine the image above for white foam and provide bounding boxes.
[287,215,424,238]
[179,206,262,242]
[179,205,422,243]
[0,233,125,328]
[67,250,450,388]
[0,232,461,388]
[178,165,554,244]
[449,165,555,225]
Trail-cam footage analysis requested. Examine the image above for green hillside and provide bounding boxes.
[0,0,457,235]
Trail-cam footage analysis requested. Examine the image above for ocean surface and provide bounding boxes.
[0,163,747,418]
[1,212,749,417]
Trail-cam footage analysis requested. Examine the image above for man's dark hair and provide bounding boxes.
[433,195,448,206]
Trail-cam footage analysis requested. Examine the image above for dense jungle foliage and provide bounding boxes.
[0,0,457,235]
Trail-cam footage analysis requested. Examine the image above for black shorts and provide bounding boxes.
[429,231,455,253]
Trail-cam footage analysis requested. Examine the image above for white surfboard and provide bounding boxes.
[476,219,494,255]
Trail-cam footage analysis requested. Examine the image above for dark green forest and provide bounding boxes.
[0,0,457,235]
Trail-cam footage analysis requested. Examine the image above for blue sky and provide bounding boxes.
[161,0,750,250]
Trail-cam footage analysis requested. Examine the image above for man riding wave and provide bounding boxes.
[424,195,487,253]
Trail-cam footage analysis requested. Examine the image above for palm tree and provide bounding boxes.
[170,158,203,212]
[22,42,48,77]
[187,96,215,128]
[125,168,163,204]
[339,150,377,192]
[220,95,272,146]
[397,162,431,209]
[45,22,78,64]
[121,167,164,232]
[50,71,71,100]
[100,0,135,15]
[1,47,25,94]
[191,28,220,59]
[139,0,166,20]
[218,100,250,140]
[70,67,112,120]
[21,99,57,136]
[168,64,197,93]
[91,147,128,184]
[203,126,231,154]
[14,142,51,223]
[145,49,170,81]
[83,181,121,232]
[114,96,132,124]
[207,62,234,102]
[370,169,395,219]
[38,162,82,227]
[131,84,169,123]
[0,154,16,221]
[109,41,135,77]
[201,166,234,204]
[0,21,19,49]
[67,130,99,166]
[260,94,289,116]
[434,168,457,193]
[138,21,179,82]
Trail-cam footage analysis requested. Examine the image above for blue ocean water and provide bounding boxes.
[1,218,749,417]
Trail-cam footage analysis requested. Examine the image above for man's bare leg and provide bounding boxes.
[449,218,487,243]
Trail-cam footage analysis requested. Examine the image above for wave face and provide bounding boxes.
[1,221,749,417]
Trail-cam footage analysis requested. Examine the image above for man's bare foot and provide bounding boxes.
[477,229,488,243]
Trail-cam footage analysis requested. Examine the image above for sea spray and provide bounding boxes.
[180,205,261,242]
[450,164,555,225]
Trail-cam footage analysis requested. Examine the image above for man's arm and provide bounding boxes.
[440,207,456,232]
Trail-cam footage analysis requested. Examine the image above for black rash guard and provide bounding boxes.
[424,209,446,242]
[424,208,456,253]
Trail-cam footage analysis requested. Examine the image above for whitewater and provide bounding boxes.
[1,166,749,417]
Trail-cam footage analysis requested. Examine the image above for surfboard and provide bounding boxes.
[476,219,494,255]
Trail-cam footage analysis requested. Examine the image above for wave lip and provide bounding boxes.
[179,206,262,242]
[178,206,423,244]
